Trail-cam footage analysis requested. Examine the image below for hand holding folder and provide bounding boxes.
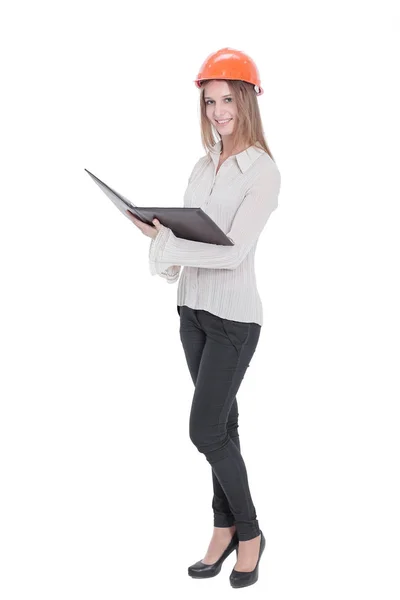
[125,210,163,240]
[84,168,234,246]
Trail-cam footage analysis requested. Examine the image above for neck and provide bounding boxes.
[220,138,248,158]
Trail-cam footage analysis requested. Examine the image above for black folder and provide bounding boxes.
[84,169,234,246]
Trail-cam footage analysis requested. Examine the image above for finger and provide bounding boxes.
[128,213,142,227]
[127,210,138,221]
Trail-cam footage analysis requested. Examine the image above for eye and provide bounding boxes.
[205,98,232,105]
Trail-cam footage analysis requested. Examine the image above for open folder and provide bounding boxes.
[84,169,234,246]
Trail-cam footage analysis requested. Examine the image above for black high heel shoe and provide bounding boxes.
[188,532,239,578]
[229,530,266,588]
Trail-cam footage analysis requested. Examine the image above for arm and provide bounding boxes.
[149,161,280,274]
[149,157,205,283]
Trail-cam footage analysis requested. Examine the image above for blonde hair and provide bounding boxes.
[199,79,275,162]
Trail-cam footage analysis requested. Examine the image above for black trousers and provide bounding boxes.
[177,304,262,541]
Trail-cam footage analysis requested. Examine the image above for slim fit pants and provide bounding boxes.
[177,304,262,541]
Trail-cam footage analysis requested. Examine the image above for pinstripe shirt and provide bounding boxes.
[148,140,281,325]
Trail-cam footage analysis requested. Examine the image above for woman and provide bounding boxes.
[127,47,281,588]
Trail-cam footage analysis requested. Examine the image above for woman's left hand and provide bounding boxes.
[126,210,163,239]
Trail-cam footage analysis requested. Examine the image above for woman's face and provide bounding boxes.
[204,80,237,136]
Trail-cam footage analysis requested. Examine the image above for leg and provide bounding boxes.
[187,309,262,541]
[178,305,239,528]
[212,397,240,527]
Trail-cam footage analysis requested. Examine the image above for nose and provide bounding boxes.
[214,110,230,119]
[213,102,230,119]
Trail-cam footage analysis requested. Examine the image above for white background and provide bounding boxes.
[1,1,399,598]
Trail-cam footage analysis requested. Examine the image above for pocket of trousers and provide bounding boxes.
[220,317,251,354]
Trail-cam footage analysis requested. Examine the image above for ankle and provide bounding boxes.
[214,525,236,536]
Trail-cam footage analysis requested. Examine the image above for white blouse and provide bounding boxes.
[148,140,281,325]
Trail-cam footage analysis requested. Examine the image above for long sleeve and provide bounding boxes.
[149,162,280,274]
[149,240,181,283]
[149,156,205,283]
[153,262,181,283]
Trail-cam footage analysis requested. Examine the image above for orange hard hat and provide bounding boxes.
[194,47,264,95]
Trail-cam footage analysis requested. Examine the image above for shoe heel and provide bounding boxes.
[229,530,266,588]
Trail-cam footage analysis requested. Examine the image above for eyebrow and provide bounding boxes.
[204,94,232,100]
